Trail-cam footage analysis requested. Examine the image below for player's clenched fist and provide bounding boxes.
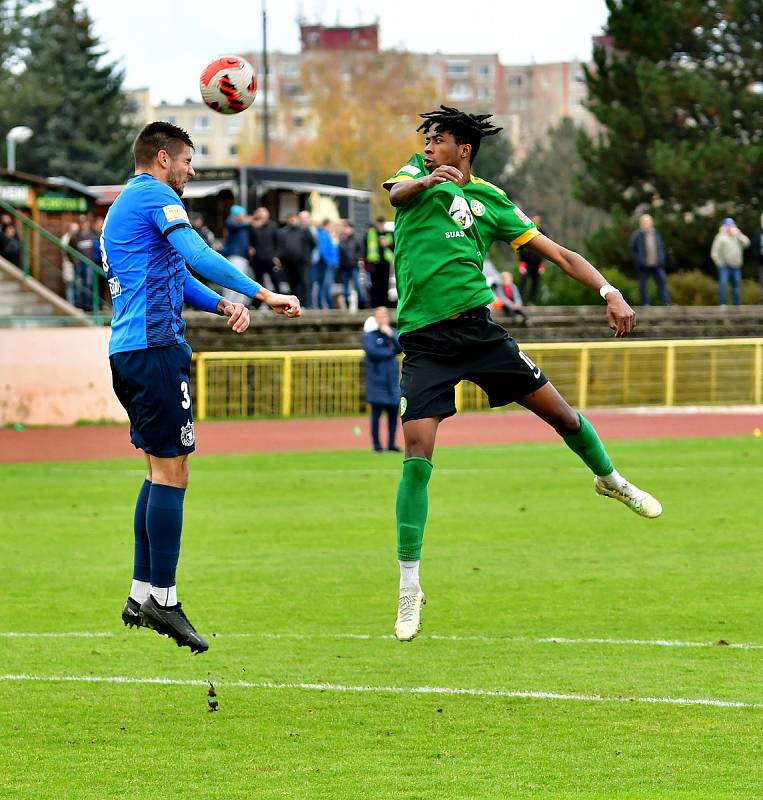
[259,289,301,317]
[217,300,250,334]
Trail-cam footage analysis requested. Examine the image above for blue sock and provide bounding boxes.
[132,479,152,582]
[146,484,186,591]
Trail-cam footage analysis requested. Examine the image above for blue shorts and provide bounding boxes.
[110,343,196,457]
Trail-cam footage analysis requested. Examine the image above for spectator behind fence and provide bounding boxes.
[219,204,256,305]
[74,219,95,310]
[315,218,338,309]
[60,221,80,305]
[338,219,366,311]
[365,216,394,308]
[517,212,545,305]
[92,218,104,268]
[1,223,21,267]
[0,213,11,258]
[299,210,320,308]
[752,213,763,304]
[278,212,313,304]
[249,207,280,293]
[711,217,750,307]
[362,306,402,453]
[628,213,670,305]
[498,271,527,323]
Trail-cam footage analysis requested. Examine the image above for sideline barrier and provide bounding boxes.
[193,338,763,420]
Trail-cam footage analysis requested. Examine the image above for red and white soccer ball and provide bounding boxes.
[199,55,257,114]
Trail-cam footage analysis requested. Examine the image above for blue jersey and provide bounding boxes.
[103,174,193,356]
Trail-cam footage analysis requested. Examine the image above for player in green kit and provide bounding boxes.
[383,105,662,642]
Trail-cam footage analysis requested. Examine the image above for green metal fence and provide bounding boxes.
[0,196,110,324]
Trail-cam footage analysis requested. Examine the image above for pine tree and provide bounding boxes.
[12,0,135,184]
[578,0,763,271]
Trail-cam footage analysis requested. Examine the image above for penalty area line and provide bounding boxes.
[0,673,760,710]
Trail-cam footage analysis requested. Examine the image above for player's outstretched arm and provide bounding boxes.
[182,270,251,333]
[169,226,262,295]
[169,227,300,317]
[388,166,464,207]
[527,234,636,338]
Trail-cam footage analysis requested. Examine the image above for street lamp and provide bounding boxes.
[6,126,33,172]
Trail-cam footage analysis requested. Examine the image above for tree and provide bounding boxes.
[11,0,135,183]
[472,132,513,187]
[287,50,437,217]
[0,0,21,165]
[508,117,606,257]
[578,0,763,272]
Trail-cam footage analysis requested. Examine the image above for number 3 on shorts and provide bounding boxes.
[180,380,191,409]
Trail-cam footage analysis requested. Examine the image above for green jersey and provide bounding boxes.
[383,157,495,334]
[386,152,539,256]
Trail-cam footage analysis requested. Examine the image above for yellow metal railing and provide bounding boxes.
[194,339,763,420]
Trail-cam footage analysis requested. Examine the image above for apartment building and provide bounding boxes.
[130,22,597,168]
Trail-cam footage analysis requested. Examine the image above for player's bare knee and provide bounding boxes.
[554,408,581,436]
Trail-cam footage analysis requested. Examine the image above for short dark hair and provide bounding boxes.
[133,121,194,167]
[417,105,502,164]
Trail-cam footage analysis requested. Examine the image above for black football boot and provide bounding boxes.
[121,597,144,628]
[139,595,209,654]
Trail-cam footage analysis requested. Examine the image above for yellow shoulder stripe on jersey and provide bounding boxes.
[469,175,507,197]
[512,228,540,251]
[381,174,414,191]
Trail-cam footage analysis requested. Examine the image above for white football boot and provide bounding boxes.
[395,585,426,642]
[594,476,662,518]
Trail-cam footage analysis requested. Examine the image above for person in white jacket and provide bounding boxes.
[711,217,750,307]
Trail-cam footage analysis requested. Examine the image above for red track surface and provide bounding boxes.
[0,409,760,464]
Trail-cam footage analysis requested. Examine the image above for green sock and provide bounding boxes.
[396,457,433,561]
[562,413,614,477]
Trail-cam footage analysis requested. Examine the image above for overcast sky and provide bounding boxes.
[84,0,609,104]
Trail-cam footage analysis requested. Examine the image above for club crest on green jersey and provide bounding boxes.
[469,199,485,217]
[448,195,474,229]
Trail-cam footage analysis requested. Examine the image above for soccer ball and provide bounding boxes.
[199,55,257,114]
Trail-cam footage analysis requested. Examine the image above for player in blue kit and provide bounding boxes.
[105,121,300,653]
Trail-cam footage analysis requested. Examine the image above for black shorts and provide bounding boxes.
[398,307,548,424]
[110,343,196,457]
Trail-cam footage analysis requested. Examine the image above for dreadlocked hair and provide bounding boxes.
[417,105,503,164]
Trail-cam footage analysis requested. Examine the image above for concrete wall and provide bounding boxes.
[0,328,127,426]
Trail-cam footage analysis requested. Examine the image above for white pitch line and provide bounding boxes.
[0,673,760,710]
[0,632,113,638]
[1,631,762,650]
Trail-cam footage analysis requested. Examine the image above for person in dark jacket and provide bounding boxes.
[628,214,671,305]
[1,223,21,267]
[517,212,545,305]
[249,206,280,293]
[278,212,315,304]
[363,306,402,452]
[752,213,763,304]
[338,219,366,310]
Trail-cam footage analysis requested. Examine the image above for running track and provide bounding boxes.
[0,409,760,464]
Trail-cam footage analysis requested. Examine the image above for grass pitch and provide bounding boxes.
[2,436,763,799]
